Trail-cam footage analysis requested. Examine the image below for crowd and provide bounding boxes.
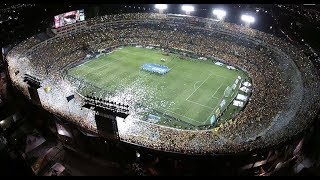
[0,73,5,107]
[6,13,319,154]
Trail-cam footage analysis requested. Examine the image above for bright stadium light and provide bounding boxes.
[155,4,168,10]
[181,5,195,15]
[136,151,141,158]
[241,14,255,26]
[155,4,168,13]
[212,9,227,20]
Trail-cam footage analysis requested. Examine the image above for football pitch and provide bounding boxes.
[67,46,249,129]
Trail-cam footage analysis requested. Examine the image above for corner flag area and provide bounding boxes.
[67,46,250,130]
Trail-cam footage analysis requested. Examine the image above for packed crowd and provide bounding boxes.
[6,13,319,154]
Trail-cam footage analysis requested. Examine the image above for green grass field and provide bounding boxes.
[67,46,249,129]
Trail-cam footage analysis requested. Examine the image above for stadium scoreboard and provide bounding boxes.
[54,9,85,29]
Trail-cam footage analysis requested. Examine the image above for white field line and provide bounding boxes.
[193,81,202,90]
[186,99,212,109]
[85,49,151,86]
[211,78,226,98]
[122,49,213,123]
[160,107,203,124]
[204,79,229,124]
[121,48,181,70]
[186,72,214,101]
[99,56,151,88]
[80,55,118,71]
[204,78,243,124]
[76,48,243,127]
[82,56,124,77]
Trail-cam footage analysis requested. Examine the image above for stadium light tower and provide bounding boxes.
[212,9,227,21]
[155,4,168,14]
[241,14,255,27]
[181,5,195,15]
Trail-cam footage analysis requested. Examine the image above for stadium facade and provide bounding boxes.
[4,13,320,156]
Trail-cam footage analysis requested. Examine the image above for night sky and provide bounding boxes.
[1,4,320,52]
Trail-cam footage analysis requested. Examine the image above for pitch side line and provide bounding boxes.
[204,95,225,125]
[204,79,230,124]
[186,99,212,109]
[161,108,203,124]
[204,78,242,124]
[211,78,226,98]
[202,79,227,124]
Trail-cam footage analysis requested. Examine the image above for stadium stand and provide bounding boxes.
[5,13,319,154]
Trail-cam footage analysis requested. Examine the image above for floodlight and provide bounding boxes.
[155,4,168,10]
[212,9,227,20]
[136,152,141,158]
[181,5,195,14]
[241,14,255,24]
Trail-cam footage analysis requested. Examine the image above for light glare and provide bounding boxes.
[155,4,168,10]
[241,14,255,23]
[181,5,195,12]
[213,9,227,19]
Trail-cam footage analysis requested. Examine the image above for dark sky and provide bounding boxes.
[1,4,319,52]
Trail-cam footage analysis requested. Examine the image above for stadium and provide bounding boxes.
[3,5,320,164]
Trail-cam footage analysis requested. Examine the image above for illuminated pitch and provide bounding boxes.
[67,46,250,130]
